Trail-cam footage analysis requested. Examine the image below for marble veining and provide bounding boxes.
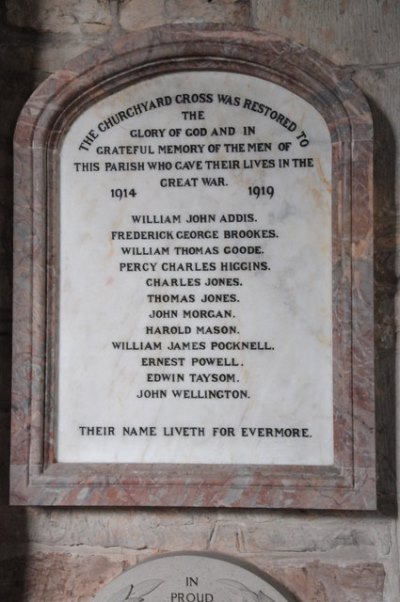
[57,71,333,466]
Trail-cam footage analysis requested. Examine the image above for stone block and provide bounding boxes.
[120,0,251,30]
[33,40,99,73]
[26,509,212,550]
[119,0,165,30]
[26,509,151,548]
[9,552,123,601]
[164,0,251,25]
[255,0,400,65]
[264,561,386,602]
[6,0,112,35]
[243,519,382,557]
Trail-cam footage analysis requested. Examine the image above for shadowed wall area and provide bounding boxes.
[1,1,399,600]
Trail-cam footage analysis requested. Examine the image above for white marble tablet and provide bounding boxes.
[57,71,333,465]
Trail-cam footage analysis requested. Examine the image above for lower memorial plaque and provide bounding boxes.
[93,554,295,602]
[11,26,376,508]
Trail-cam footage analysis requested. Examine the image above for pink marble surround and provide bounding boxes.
[10,24,375,508]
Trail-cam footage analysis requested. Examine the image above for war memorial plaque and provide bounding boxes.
[11,26,376,508]
[58,70,333,466]
[93,554,295,602]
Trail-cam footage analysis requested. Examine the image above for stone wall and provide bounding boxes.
[0,1,399,600]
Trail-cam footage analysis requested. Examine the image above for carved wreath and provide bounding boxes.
[217,579,277,602]
[107,578,164,602]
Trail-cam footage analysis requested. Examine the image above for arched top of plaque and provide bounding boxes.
[11,25,375,509]
[93,553,296,602]
[15,24,372,148]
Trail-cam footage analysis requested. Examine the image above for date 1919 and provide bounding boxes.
[248,185,274,199]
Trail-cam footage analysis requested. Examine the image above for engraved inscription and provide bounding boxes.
[57,71,333,465]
